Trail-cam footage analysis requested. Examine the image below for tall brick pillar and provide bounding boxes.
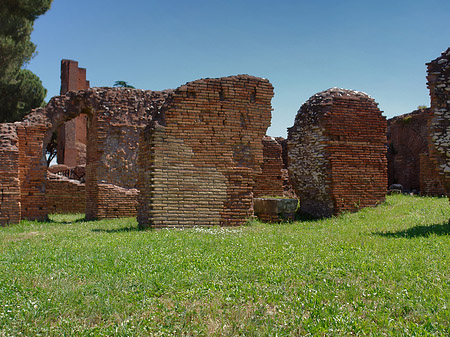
[57,60,90,167]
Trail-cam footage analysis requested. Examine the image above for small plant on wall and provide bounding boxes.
[113,81,135,88]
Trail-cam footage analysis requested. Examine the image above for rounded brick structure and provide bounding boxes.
[287,88,387,218]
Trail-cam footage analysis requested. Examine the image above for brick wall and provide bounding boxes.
[254,136,285,197]
[12,87,170,221]
[17,123,48,220]
[0,124,21,225]
[82,88,172,220]
[387,109,445,195]
[287,88,387,218]
[46,175,85,214]
[427,48,450,194]
[137,75,273,227]
[274,137,296,198]
[96,184,138,218]
[58,60,90,166]
[1,75,272,225]
[419,153,446,196]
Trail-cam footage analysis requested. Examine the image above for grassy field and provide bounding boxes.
[1,194,450,336]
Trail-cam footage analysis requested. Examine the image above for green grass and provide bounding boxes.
[1,194,450,336]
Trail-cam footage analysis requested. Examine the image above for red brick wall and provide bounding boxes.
[254,136,285,197]
[16,88,170,221]
[46,177,85,214]
[138,75,273,227]
[419,153,446,196]
[427,48,450,195]
[387,109,445,195]
[288,88,387,218]
[0,124,21,225]
[17,123,48,221]
[387,109,429,191]
[2,75,272,224]
[82,88,171,220]
[58,60,90,166]
[96,184,138,218]
[60,60,90,94]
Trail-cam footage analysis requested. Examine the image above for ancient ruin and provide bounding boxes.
[427,48,450,194]
[287,88,387,218]
[137,75,273,227]
[0,124,21,225]
[0,71,273,226]
[253,136,285,198]
[58,60,90,166]
[387,108,445,195]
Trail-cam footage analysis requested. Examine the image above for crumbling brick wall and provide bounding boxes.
[137,75,273,227]
[81,88,171,219]
[58,60,90,166]
[387,109,445,195]
[274,137,296,198]
[7,87,170,221]
[287,88,387,218]
[1,74,272,225]
[253,136,285,197]
[0,124,21,225]
[427,48,450,194]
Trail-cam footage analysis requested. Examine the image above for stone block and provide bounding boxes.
[254,198,298,223]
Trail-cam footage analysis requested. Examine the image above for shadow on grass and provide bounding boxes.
[91,226,145,233]
[46,216,87,224]
[374,220,450,238]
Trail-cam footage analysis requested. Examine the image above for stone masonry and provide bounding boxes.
[427,48,450,194]
[387,108,445,195]
[137,75,273,227]
[287,88,387,218]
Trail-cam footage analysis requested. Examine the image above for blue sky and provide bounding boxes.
[27,0,450,137]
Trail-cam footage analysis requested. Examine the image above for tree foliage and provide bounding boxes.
[113,80,135,89]
[0,69,47,122]
[0,0,52,122]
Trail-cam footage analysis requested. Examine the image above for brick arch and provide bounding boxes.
[14,87,171,221]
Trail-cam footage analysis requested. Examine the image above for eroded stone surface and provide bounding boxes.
[427,48,450,194]
[253,198,298,223]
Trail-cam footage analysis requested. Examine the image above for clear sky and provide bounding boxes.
[27,0,450,137]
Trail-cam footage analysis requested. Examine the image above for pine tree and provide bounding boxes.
[0,0,52,122]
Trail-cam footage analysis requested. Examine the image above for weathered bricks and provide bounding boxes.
[17,122,48,221]
[1,74,272,225]
[427,48,450,194]
[0,124,21,225]
[253,136,285,197]
[138,75,273,227]
[46,174,85,214]
[287,88,387,218]
[58,60,90,166]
